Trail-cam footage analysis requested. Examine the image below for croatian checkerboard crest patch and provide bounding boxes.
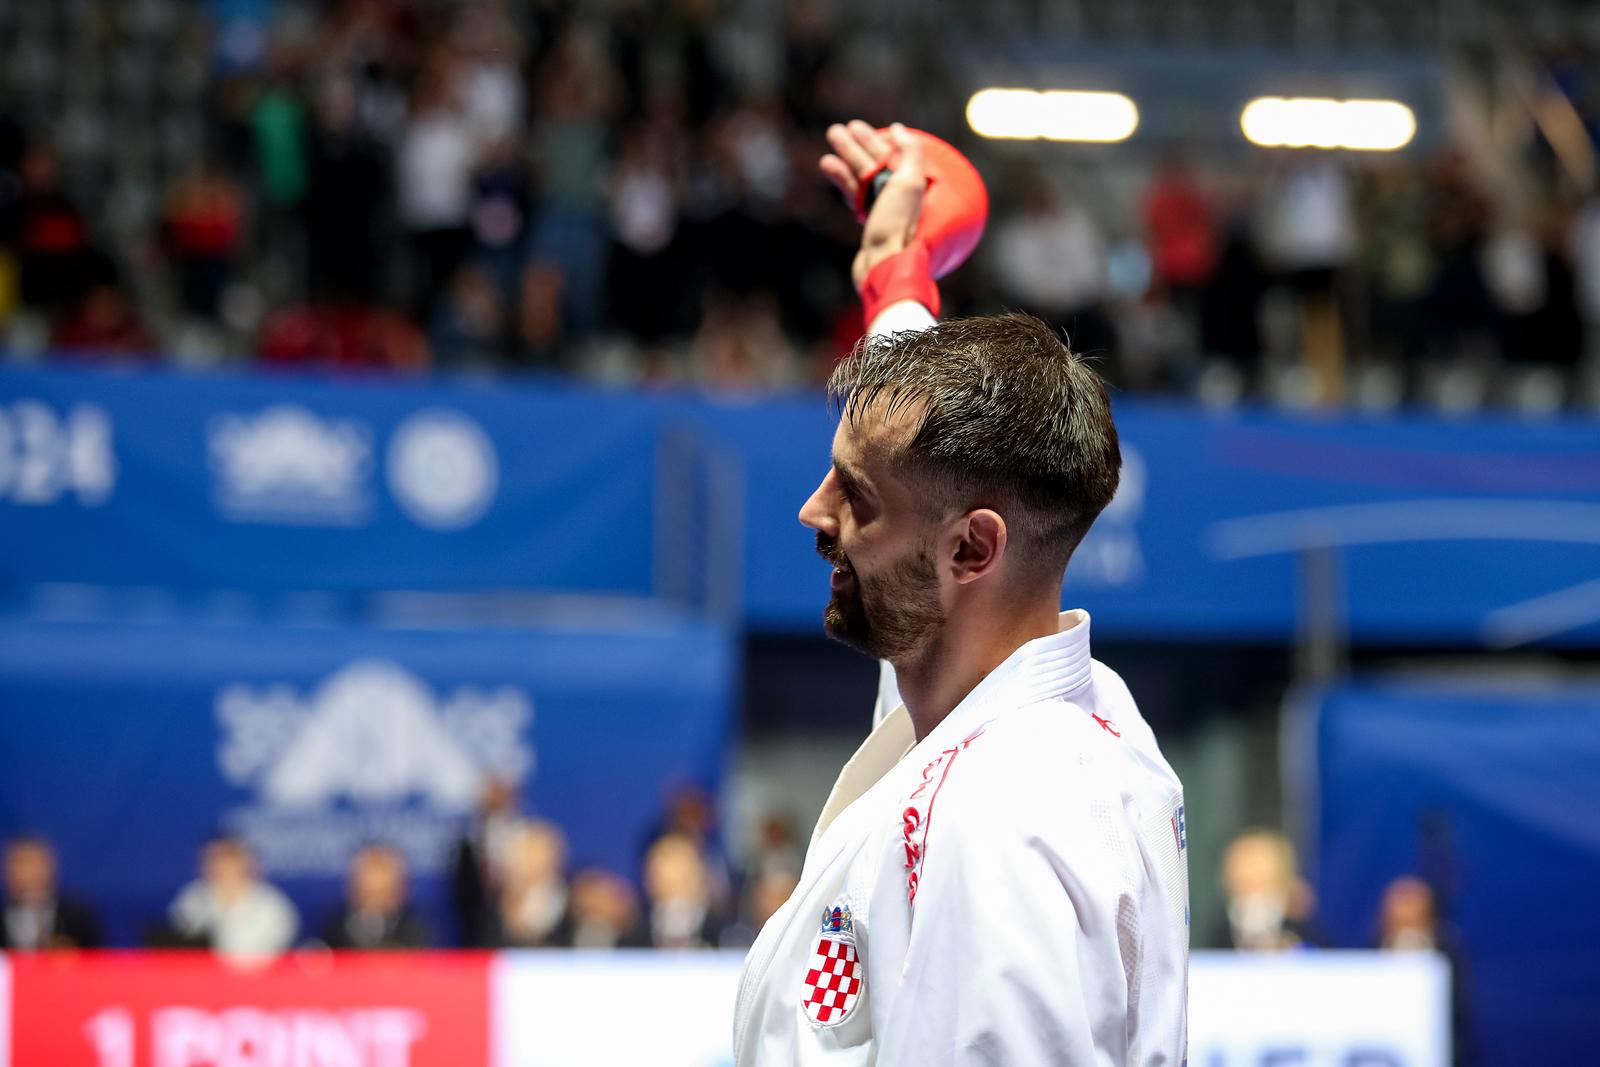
[802,897,862,1026]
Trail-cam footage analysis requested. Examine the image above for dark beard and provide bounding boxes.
[817,531,943,662]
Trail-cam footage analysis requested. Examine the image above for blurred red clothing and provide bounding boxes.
[164,173,245,259]
[258,303,431,371]
[1143,174,1218,288]
[50,286,156,357]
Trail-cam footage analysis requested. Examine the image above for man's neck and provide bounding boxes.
[893,597,1062,742]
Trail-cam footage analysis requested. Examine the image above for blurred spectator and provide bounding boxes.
[51,276,157,359]
[162,157,247,321]
[1357,164,1434,379]
[13,143,92,313]
[1570,190,1600,350]
[257,299,429,371]
[991,173,1116,364]
[690,292,802,389]
[565,867,645,949]
[746,811,803,884]
[252,54,311,217]
[638,831,727,949]
[397,49,478,321]
[1377,876,1473,1065]
[454,3,526,145]
[1378,874,1450,952]
[1197,182,1270,399]
[321,843,429,950]
[494,818,572,948]
[1216,829,1322,951]
[305,73,392,304]
[469,139,532,294]
[526,21,621,343]
[431,260,510,367]
[1420,154,1494,403]
[168,836,299,959]
[647,784,734,911]
[1,835,101,950]
[606,119,687,345]
[452,777,523,947]
[721,868,799,949]
[1264,158,1356,405]
[251,49,311,296]
[1142,150,1218,344]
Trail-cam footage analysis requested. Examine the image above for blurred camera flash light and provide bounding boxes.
[1240,97,1416,151]
[966,88,1140,143]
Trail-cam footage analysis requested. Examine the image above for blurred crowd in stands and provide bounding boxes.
[0,782,802,956]
[0,796,1481,1058]
[2,814,1458,963]
[1,0,1599,413]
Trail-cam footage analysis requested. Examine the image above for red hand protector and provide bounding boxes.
[853,127,989,279]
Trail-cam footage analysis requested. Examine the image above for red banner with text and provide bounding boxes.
[7,951,489,1067]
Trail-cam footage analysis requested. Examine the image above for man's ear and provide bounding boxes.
[949,508,1007,584]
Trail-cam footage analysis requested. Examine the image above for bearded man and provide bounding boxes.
[732,122,1190,1066]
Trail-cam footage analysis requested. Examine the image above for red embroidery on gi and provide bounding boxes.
[901,722,990,905]
[1091,712,1121,737]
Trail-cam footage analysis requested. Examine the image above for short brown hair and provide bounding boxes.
[829,313,1120,578]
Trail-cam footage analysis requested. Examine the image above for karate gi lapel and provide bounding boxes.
[813,704,916,843]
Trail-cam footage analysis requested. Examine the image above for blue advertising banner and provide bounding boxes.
[723,398,1600,644]
[1299,678,1600,1066]
[0,608,736,947]
[0,366,660,595]
[1,363,1597,644]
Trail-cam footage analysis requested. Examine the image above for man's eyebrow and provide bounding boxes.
[832,456,872,497]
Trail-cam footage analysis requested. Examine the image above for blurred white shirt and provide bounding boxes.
[170,880,299,960]
[397,113,477,231]
[991,205,1110,313]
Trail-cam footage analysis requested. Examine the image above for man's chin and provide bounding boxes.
[823,597,875,657]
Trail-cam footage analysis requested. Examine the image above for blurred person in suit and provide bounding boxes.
[1216,828,1322,951]
[320,843,428,950]
[720,868,802,950]
[563,867,645,949]
[1378,875,1473,1065]
[452,777,525,946]
[638,831,728,949]
[167,836,298,960]
[1,834,101,950]
[493,819,572,948]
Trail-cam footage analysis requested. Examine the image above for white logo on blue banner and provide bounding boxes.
[208,405,373,525]
[1072,444,1146,587]
[216,659,533,876]
[386,409,499,530]
[0,398,116,507]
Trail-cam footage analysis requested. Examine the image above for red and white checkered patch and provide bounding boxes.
[801,936,862,1026]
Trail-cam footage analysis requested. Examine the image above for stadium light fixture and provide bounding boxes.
[966,88,1140,144]
[1239,97,1416,151]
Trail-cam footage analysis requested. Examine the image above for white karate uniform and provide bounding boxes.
[733,611,1190,1065]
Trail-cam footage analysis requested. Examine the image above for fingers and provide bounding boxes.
[868,124,926,245]
[825,123,877,178]
[818,153,859,202]
[861,132,926,251]
[826,120,895,180]
[886,123,924,184]
[847,120,892,165]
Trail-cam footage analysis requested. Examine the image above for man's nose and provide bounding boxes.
[798,471,839,537]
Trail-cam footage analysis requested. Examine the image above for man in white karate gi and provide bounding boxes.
[732,122,1190,1065]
